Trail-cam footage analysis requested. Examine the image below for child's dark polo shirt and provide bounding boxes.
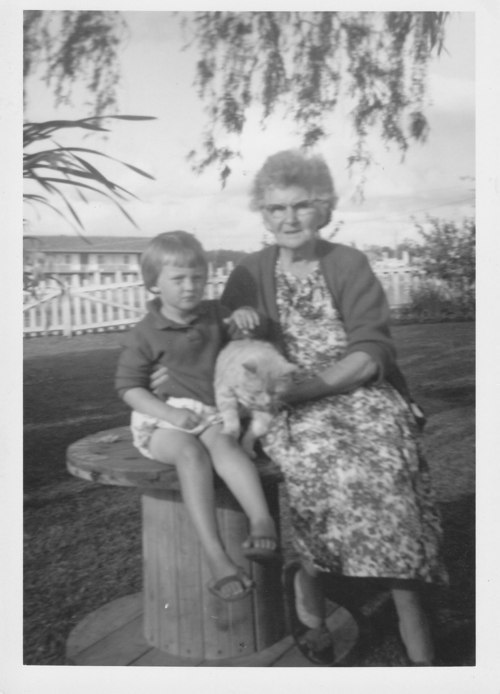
[115,298,230,406]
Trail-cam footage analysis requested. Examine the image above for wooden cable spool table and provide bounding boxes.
[65,425,289,666]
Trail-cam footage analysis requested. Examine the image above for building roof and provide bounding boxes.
[25,236,152,253]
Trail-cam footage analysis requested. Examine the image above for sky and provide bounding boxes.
[23,11,475,252]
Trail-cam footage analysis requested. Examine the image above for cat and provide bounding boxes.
[214,339,296,457]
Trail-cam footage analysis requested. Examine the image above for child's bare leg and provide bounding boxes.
[240,411,273,459]
[201,426,277,549]
[149,428,252,598]
[391,585,434,664]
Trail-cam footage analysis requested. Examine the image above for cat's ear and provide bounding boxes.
[242,360,258,375]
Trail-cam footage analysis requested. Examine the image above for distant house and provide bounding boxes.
[23,236,244,279]
[371,250,413,275]
[26,236,151,275]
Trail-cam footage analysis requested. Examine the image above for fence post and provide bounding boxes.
[60,282,72,337]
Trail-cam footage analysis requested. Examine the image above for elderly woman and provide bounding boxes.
[220,150,447,665]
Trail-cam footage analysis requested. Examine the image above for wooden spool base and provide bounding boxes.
[66,427,287,660]
[142,489,285,659]
[66,593,361,667]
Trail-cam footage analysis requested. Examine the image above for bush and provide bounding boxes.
[396,283,475,323]
[416,217,475,298]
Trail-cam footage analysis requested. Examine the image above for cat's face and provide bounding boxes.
[237,360,296,411]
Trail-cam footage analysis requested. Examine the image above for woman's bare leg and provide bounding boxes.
[149,428,252,598]
[295,560,327,628]
[391,586,434,664]
[290,560,334,663]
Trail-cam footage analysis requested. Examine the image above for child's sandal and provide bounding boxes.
[242,535,280,564]
[207,567,255,602]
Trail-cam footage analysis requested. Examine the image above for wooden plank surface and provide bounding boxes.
[67,594,149,666]
[143,492,180,653]
[71,615,149,666]
[67,593,144,659]
[157,492,180,654]
[67,427,283,491]
[131,649,204,667]
[198,635,296,667]
[175,498,205,659]
[142,493,162,646]
[251,484,286,650]
[66,593,363,667]
[215,504,257,660]
[66,592,296,667]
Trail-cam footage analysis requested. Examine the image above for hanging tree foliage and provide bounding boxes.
[23,11,450,196]
[181,11,449,186]
[24,10,127,116]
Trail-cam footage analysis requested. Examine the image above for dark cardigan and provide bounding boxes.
[221,239,411,400]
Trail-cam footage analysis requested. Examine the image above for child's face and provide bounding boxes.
[153,261,207,318]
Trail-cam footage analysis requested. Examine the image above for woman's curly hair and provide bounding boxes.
[250,150,338,229]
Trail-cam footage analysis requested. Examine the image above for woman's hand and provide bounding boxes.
[150,365,169,394]
[225,307,260,337]
[282,352,379,404]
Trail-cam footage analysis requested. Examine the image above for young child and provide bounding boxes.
[115,231,277,601]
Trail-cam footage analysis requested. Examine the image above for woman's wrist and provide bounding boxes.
[283,376,332,404]
[284,353,378,404]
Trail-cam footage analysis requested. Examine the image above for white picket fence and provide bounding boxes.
[23,268,423,338]
[376,269,424,309]
[23,270,230,337]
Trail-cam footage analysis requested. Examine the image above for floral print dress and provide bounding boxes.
[262,264,447,584]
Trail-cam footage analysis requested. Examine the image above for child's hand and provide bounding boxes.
[150,365,169,394]
[226,307,260,336]
[169,407,203,431]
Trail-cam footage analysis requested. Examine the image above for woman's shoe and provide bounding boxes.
[283,561,336,666]
[405,654,437,666]
[403,652,438,666]
[293,565,324,628]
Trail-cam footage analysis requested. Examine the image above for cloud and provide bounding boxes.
[428,73,475,115]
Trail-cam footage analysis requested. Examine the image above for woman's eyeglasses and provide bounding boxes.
[262,200,328,219]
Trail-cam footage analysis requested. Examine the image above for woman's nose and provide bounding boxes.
[284,205,298,222]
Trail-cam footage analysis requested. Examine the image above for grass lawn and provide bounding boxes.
[23,322,475,666]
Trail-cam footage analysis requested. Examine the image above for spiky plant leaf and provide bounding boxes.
[23,115,156,232]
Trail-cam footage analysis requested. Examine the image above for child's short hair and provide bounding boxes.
[141,231,208,291]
